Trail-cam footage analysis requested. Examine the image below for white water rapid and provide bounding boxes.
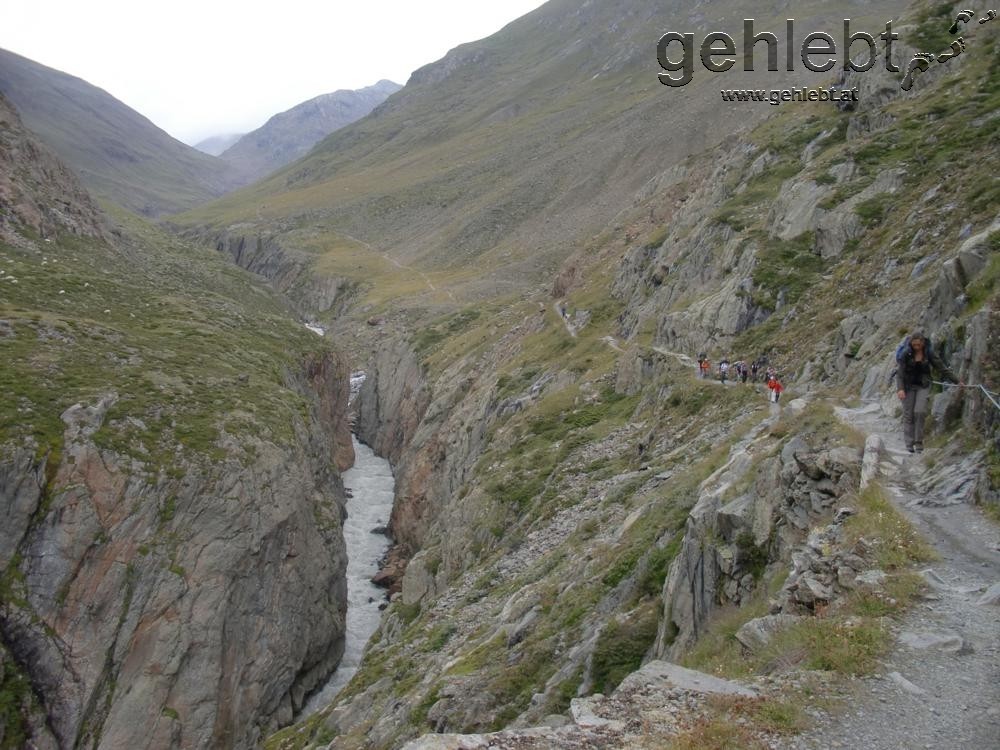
[302,436,395,714]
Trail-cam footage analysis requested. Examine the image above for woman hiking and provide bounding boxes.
[895,331,962,453]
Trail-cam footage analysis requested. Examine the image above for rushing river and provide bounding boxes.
[299,326,393,713]
[303,435,395,714]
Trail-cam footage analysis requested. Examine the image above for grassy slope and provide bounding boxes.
[0,206,329,471]
[0,48,239,218]
[173,0,906,309]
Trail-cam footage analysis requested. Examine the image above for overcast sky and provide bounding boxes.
[0,0,547,145]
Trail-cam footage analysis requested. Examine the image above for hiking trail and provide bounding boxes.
[781,398,1000,750]
[341,231,457,303]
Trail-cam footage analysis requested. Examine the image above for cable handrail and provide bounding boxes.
[933,381,1000,412]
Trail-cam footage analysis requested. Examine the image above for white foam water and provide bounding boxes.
[302,436,394,715]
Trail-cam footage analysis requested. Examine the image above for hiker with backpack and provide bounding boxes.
[719,358,730,384]
[895,331,962,453]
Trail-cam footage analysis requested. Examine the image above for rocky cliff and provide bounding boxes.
[0,91,105,243]
[0,92,356,749]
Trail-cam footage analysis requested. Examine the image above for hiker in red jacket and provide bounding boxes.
[767,376,783,403]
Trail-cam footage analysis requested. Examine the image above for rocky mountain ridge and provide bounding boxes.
[219,80,401,184]
[0,47,242,217]
[194,133,244,157]
[172,0,904,295]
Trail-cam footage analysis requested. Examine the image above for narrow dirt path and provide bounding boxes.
[340,231,457,303]
[553,302,577,338]
[650,345,695,366]
[601,335,623,352]
[782,399,1000,750]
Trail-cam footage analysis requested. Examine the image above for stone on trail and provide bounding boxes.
[977,582,1000,607]
[898,629,971,653]
[618,661,757,697]
[735,614,802,652]
[570,697,626,730]
[888,670,928,696]
[401,734,491,749]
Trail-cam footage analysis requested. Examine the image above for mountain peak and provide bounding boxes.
[218,80,402,182]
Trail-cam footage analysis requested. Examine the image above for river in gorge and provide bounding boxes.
[303,435,395,714]
[299,326,395,714]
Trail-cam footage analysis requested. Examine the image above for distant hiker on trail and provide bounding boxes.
[700,358,711,379]
[895,331,962,453]
[767,375,783,403]
[719,359,730,384]
[750,360,760,382]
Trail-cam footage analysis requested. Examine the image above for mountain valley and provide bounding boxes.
[1,1,998,749]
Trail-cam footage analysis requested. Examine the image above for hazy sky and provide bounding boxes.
[0,0,547,145]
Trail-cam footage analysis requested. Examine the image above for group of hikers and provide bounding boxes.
[696,353,784,402]
[691,331,969,453]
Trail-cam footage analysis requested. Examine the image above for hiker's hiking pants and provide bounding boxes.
[902,386,930,447]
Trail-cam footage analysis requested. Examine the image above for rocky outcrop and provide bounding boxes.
[0,351,353,750]
[355,332,512,592]
[398,661,767,750]
[206,231,355,317]
[655,426,861,660]
[611,144,773,353]
[0,91,105,243]
[304,350,356,472]
[355,338,430,467]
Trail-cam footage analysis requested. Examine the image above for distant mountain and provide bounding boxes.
[219,80,401,182]
[193,132,244,156]
[0,47,241,217]
[178,0,896,285]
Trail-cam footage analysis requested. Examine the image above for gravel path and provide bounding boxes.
[783,400,1000,750]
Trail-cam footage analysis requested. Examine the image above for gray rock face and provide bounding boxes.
[355,337,430,467]
[612,144,774,353]
[655,432,861,659]
[617,660,757,697]
[735,614,802,652]
[206,231,354,317]
[0,353,353,749]
[0,91,106,242]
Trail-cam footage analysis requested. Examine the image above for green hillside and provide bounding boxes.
[172,0,907,304]
[0,48,241,217]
